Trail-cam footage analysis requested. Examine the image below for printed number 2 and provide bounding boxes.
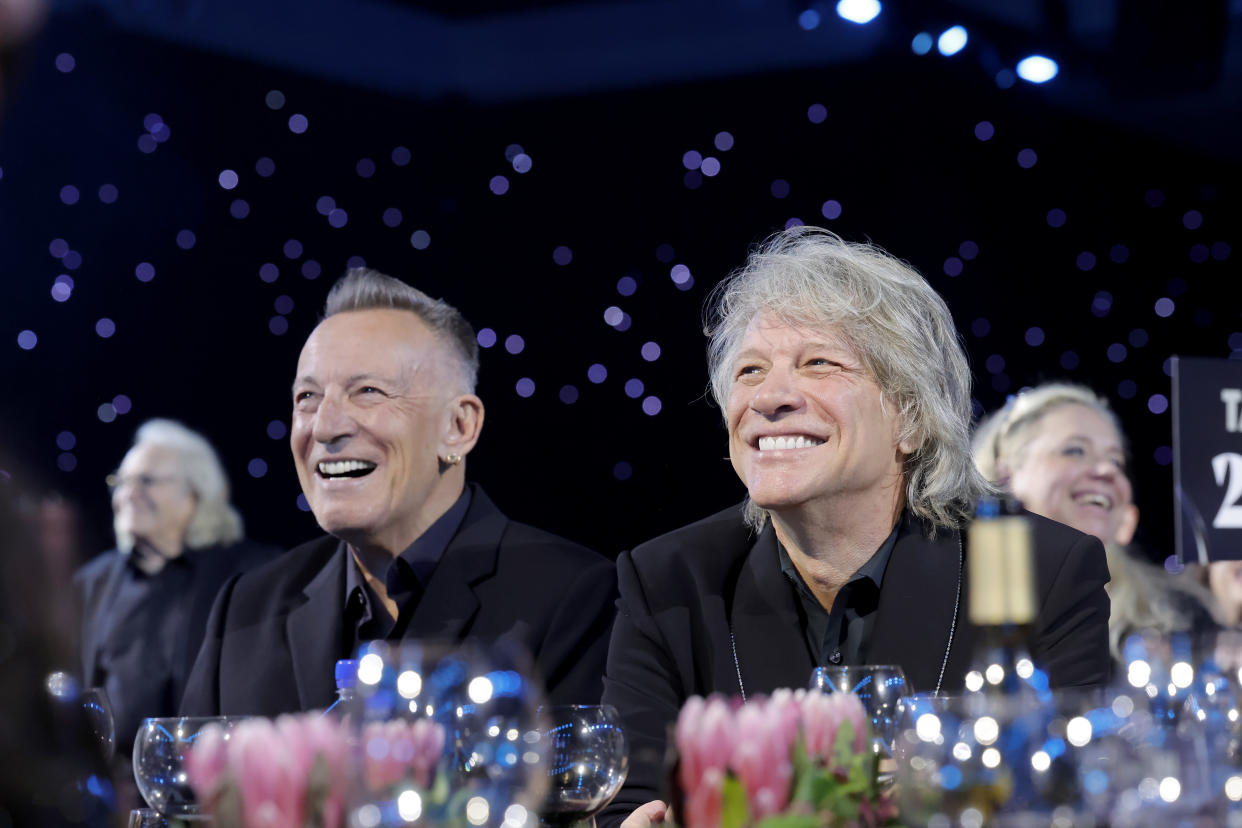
[1213,453,1242,529]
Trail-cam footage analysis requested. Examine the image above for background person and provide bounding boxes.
[181,268,617,715]
[602,227,1111,828]
[972,382,1218,658]
[75,419,278,757]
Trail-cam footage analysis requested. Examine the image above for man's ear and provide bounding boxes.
[441,393,484,459]
[1115,503,1139,546]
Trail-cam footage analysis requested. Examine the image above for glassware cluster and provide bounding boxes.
[892,628,1242,827]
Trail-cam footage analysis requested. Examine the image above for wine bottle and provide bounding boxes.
[964,496,1047,698]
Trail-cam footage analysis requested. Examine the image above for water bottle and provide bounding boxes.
[323,658,359,719]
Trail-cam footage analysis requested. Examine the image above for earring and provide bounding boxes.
[444,453,462,466]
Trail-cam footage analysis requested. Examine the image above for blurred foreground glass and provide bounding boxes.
[348,639,550,828]
[126,807,170,827]
[82,686,116,761]
[893,686,1224,827]
[132,716,246,818]
[809,664,910,754]
[538,705,628,828]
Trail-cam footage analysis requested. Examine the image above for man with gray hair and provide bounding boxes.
[600,227,1110,828]
[76,419,277,756]
[183,268,616,714]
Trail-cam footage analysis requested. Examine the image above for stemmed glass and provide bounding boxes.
[132,716,245,819]
[538,705,629,828]
[81,686,116,762]
[808,665,911,755]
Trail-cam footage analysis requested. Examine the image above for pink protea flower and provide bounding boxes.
[408,718,446,788]
[676,695,735,795]
[233,718,305,828]
[184,722,232,803]
[801,692,869,766]
[730,700,793,820]
[682,766,725,828]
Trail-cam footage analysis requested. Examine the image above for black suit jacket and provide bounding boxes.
[181,486,617,715]
[599,504,1111,825]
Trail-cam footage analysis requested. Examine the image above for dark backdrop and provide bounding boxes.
[2,4,1239,565]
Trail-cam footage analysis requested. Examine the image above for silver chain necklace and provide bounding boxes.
[729,531,964,702]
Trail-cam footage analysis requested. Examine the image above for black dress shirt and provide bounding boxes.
[776,522,899,668]
[344,488,472,650]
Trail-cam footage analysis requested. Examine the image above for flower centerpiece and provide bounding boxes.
[185,713,446,828]
[674,689,897,828]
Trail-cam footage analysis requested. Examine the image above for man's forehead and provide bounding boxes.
[297,310,443,373]
[742,310,855,351]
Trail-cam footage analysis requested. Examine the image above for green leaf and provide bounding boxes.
[755,813,819,828]
[720,775,750,828]
[832,720,855,767]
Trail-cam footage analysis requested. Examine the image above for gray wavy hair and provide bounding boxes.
[705,226,988,532]
[324,268,479,393]
[114,419,243,553]
[972,382,1220,657]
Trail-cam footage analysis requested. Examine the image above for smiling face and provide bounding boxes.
[726,312,911,522]
[291,308,483,554]
[112,442,196,557]
[1002,402,1136,545]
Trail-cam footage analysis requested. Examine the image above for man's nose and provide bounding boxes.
[749,368,805,416]
[311,392,356,446]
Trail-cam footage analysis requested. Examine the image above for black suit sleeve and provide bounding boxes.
[599,550,685,828]
[1036,531,1112,688]
[179,573,241,716]
[533,555,619,705]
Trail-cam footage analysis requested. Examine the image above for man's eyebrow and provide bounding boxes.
[291,375,319,394]
[291,373,401,393]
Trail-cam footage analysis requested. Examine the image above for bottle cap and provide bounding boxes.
[335,658,360,690]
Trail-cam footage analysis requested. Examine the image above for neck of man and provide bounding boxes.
[129,535,184,575]
[345,473,467,602]
[770,484,905,612]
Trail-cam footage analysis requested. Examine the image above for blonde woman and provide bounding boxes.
[973,382,1219,657]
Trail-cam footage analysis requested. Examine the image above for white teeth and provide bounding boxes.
[1078,493,1112,509]
[318,459,377,476]
[758,435,824,451]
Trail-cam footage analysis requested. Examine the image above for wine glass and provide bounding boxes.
[538,705,628,828]
[809,664,911,754]
[132,716,245,818]
[81,686,116,761]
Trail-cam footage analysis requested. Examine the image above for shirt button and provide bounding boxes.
[829,650,842,664]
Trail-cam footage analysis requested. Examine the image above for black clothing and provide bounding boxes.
[74,539,278,750]
[181,486,617,715]
[599,505,1111,828]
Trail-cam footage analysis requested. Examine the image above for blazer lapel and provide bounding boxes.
[287,541,347,710]
[866,515,965,694]
[729,525,817,697]
[403,487,502,642]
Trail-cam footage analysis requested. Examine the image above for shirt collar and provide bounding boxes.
[777,516,900,603]
[343,486,473,602]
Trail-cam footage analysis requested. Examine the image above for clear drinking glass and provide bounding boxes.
[132,716,245,819]
[809,664,911,754]
[538,705,628,828]
[81,686,116,762]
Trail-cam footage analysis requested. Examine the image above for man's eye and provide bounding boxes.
[359,386,383,395]
[1062,446,1085,457]
[737,365,762,377]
